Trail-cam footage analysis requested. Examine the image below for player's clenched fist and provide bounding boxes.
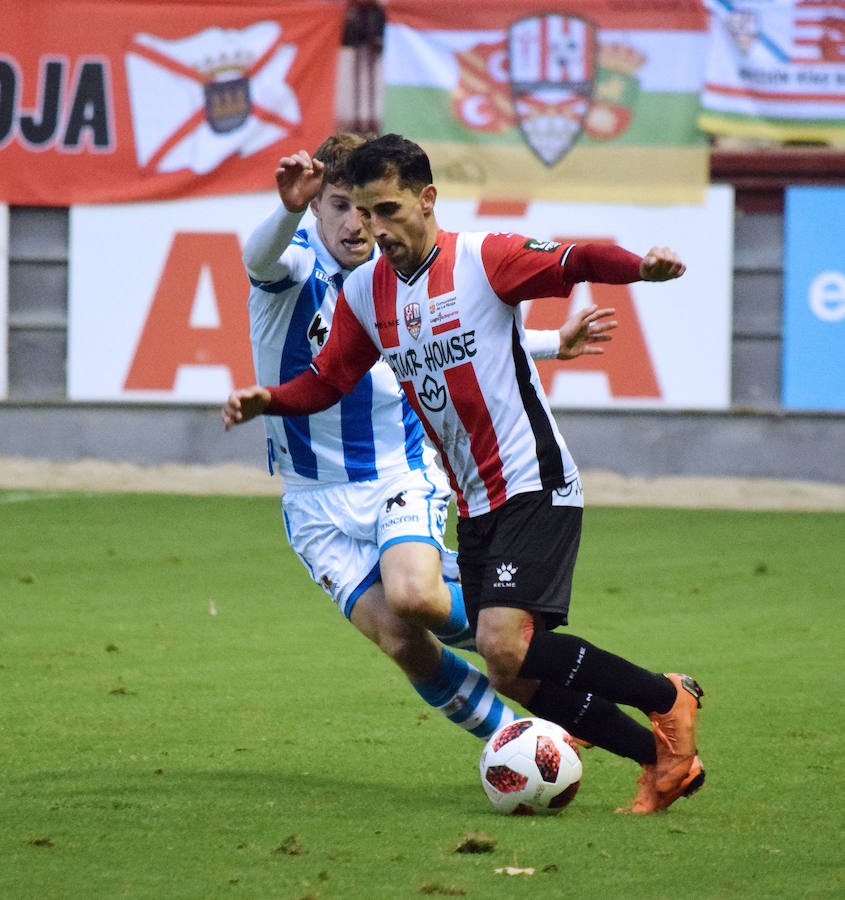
[221,386,271,430]
[639,246,686,282]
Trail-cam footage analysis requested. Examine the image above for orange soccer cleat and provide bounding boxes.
[651,673,704,790]
[618,673,706,814]
[627,764,660,813]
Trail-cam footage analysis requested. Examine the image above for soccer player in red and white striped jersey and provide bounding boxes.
[222,135,706,813]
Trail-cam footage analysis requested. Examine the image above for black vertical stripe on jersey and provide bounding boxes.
[511,322,565,487]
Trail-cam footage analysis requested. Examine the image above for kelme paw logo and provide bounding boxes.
[496,563,518,582]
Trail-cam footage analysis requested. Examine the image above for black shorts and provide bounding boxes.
[456,487,582,631]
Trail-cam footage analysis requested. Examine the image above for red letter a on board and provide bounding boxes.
[124,233,252,390]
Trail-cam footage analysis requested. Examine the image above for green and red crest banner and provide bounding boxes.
[383,1,712,204]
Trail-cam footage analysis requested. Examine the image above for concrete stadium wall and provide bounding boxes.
[0,402,842,485]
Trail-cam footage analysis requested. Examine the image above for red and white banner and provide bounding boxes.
[0,0,344,205]
[68,188,733,408]
[699,0,845,143]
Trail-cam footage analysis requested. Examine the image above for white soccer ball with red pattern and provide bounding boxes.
[480,717,582,815]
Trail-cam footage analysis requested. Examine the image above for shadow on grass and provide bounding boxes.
[7,765,482,814]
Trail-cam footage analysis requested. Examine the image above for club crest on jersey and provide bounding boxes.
[727,9,759,53]
[508,13,597,166]
[404,302,422,340]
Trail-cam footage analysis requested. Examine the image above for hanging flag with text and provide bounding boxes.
[699,0,845,143]
[0,0,343,205]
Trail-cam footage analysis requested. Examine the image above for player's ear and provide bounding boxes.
[420,184,437,213]
[309,195,321,217]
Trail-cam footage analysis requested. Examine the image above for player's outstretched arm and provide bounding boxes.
[557,305,617,359]
[221,386,271,430]
[640,246,686,281]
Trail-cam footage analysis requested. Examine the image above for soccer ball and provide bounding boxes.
[480,717,582,815]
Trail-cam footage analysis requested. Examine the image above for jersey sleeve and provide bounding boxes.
[243,204,309,286]
[265,367,342,416]
[524,328,561,359]
[480,232,643,306]
[310,287,381,393]
[562,242,644,285]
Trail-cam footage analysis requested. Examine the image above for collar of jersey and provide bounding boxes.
[396,244,441,286]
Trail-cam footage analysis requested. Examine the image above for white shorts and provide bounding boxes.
[281,464,459,618]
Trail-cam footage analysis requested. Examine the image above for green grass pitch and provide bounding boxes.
[1,490,843,899]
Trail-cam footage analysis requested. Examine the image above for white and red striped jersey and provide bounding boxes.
[311,229,636,517]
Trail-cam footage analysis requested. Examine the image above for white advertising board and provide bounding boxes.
[69,187,733,408]
[69,192,280,402]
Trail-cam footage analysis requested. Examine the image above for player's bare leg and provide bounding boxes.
[380,540,475,649]
[379,541,452,629]
[474,605,539,706]
[350,581,441,680]
[350,582,516,739]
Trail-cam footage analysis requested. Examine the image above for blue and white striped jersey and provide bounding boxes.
[247,219,435,489]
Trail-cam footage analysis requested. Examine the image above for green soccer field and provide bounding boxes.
[1,491,843,899]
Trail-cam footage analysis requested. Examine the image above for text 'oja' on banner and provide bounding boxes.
[0,0,345,205]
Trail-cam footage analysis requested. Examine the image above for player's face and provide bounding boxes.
[311,184,374,270]
[354,175,436,276]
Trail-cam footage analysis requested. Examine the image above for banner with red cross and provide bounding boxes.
[0,0,344,205]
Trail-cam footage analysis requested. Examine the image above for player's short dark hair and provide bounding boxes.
[312,132,368,192]
[346,133,433,194]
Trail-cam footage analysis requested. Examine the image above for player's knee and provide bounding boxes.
[384,575,447,625]
[476,626,525,682]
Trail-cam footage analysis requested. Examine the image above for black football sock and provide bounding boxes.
[527,680,657,765]
[518,631,676,714]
